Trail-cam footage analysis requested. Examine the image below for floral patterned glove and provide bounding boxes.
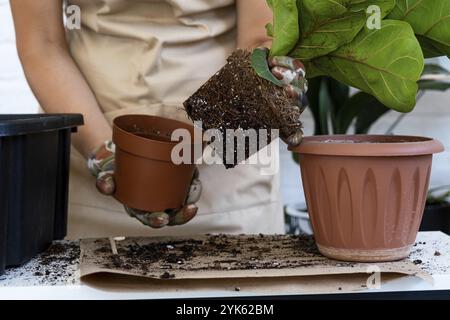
[88,141,201,228]
[268,53,308,148]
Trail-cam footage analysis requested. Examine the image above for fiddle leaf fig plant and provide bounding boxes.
[387,0,450,58]
[263,0,450,113]
[291,0,396,60]
[306,64,450,137]
[309,20,423,112]
[251,48,283,86]
[266,0,299,57]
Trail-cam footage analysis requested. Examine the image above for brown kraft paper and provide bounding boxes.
[79,234,432,294]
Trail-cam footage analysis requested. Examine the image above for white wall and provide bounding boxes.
[0,0,39,114]
[1,1,449,202]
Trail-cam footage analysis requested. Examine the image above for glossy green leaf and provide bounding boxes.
[266,0,299,57]
[354,96,390,134]
[306,77,329,135]
[322,77,350,132]
[265,23,274,38]
[417,35,450,58]
[309,20,424,112]
[419,80,450,91]
[388,0,450,58]
[291,0,395,60]
[419,63,450,91]
[325,77,350,113]
[318,79,332,135]
[334,91,366,134]
[303,60,327,78]
[250,48,283,87]
[301,0,364,18]
[334,91,388,134]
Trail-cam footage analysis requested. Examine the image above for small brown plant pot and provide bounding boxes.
[291,135,444,262]
[113,115,200,212]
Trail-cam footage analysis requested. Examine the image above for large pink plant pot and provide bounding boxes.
[291,135,444,262]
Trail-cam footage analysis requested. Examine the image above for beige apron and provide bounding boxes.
[65,0,284,238]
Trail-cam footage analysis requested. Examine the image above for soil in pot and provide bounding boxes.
[184,49,303,168]
[291,135,444,263]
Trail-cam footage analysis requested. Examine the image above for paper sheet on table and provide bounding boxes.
[80,235,432,294]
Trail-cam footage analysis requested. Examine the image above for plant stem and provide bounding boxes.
[385,91,425,135]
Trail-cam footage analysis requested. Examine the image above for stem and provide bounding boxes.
[385,91,425,135]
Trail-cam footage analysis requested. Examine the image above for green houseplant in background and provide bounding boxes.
[420,186,450,234]
[306,63,450,137]
[262,0,450,113]
[274,0,450,235]
[264,0,450,261]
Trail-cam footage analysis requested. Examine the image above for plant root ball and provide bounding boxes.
[184,49,303,168]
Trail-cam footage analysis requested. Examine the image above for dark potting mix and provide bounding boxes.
[184,49,303,168]
[81,234,365,280]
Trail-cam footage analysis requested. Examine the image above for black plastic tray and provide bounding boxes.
[0,114,83,275]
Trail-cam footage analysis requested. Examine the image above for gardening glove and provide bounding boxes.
[268,51,308,148]
[88,140,202,228]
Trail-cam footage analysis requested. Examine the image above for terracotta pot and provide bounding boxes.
[113,115,200,212]
[291,135,444,262]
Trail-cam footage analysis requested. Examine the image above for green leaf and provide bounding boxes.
[301,0,361,18]
[303,60,327,78]
[251,48,283,87]
[291,0,396,60]
[325,77,350,114]
[419,80,450,91]
[419,63,450,91]
[335,91,389,134]
[318,80,332,135]
[354,97,390,134]
[417,35,450,58]
[266,0,299,57]
[335,91,366,134]
[388,0,450,58]
[306,77,329,135]
[265,23,274,38]
[309,20,424,112]
[323,77,350,132]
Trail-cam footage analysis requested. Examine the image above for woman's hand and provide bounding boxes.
[268,54,308,148]
[236,0,307,148]
[88,141,201,228]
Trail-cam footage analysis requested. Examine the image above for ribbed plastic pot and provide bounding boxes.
[112,115,200,212]
[291,135,444,262]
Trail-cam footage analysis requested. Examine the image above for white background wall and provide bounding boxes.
[1,0,449,204]
[0,0,38,113]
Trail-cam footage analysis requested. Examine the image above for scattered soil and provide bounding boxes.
[184,49,303,168]
[409,237,450,275]
[85,234,357,280]
[0,241,80,286]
